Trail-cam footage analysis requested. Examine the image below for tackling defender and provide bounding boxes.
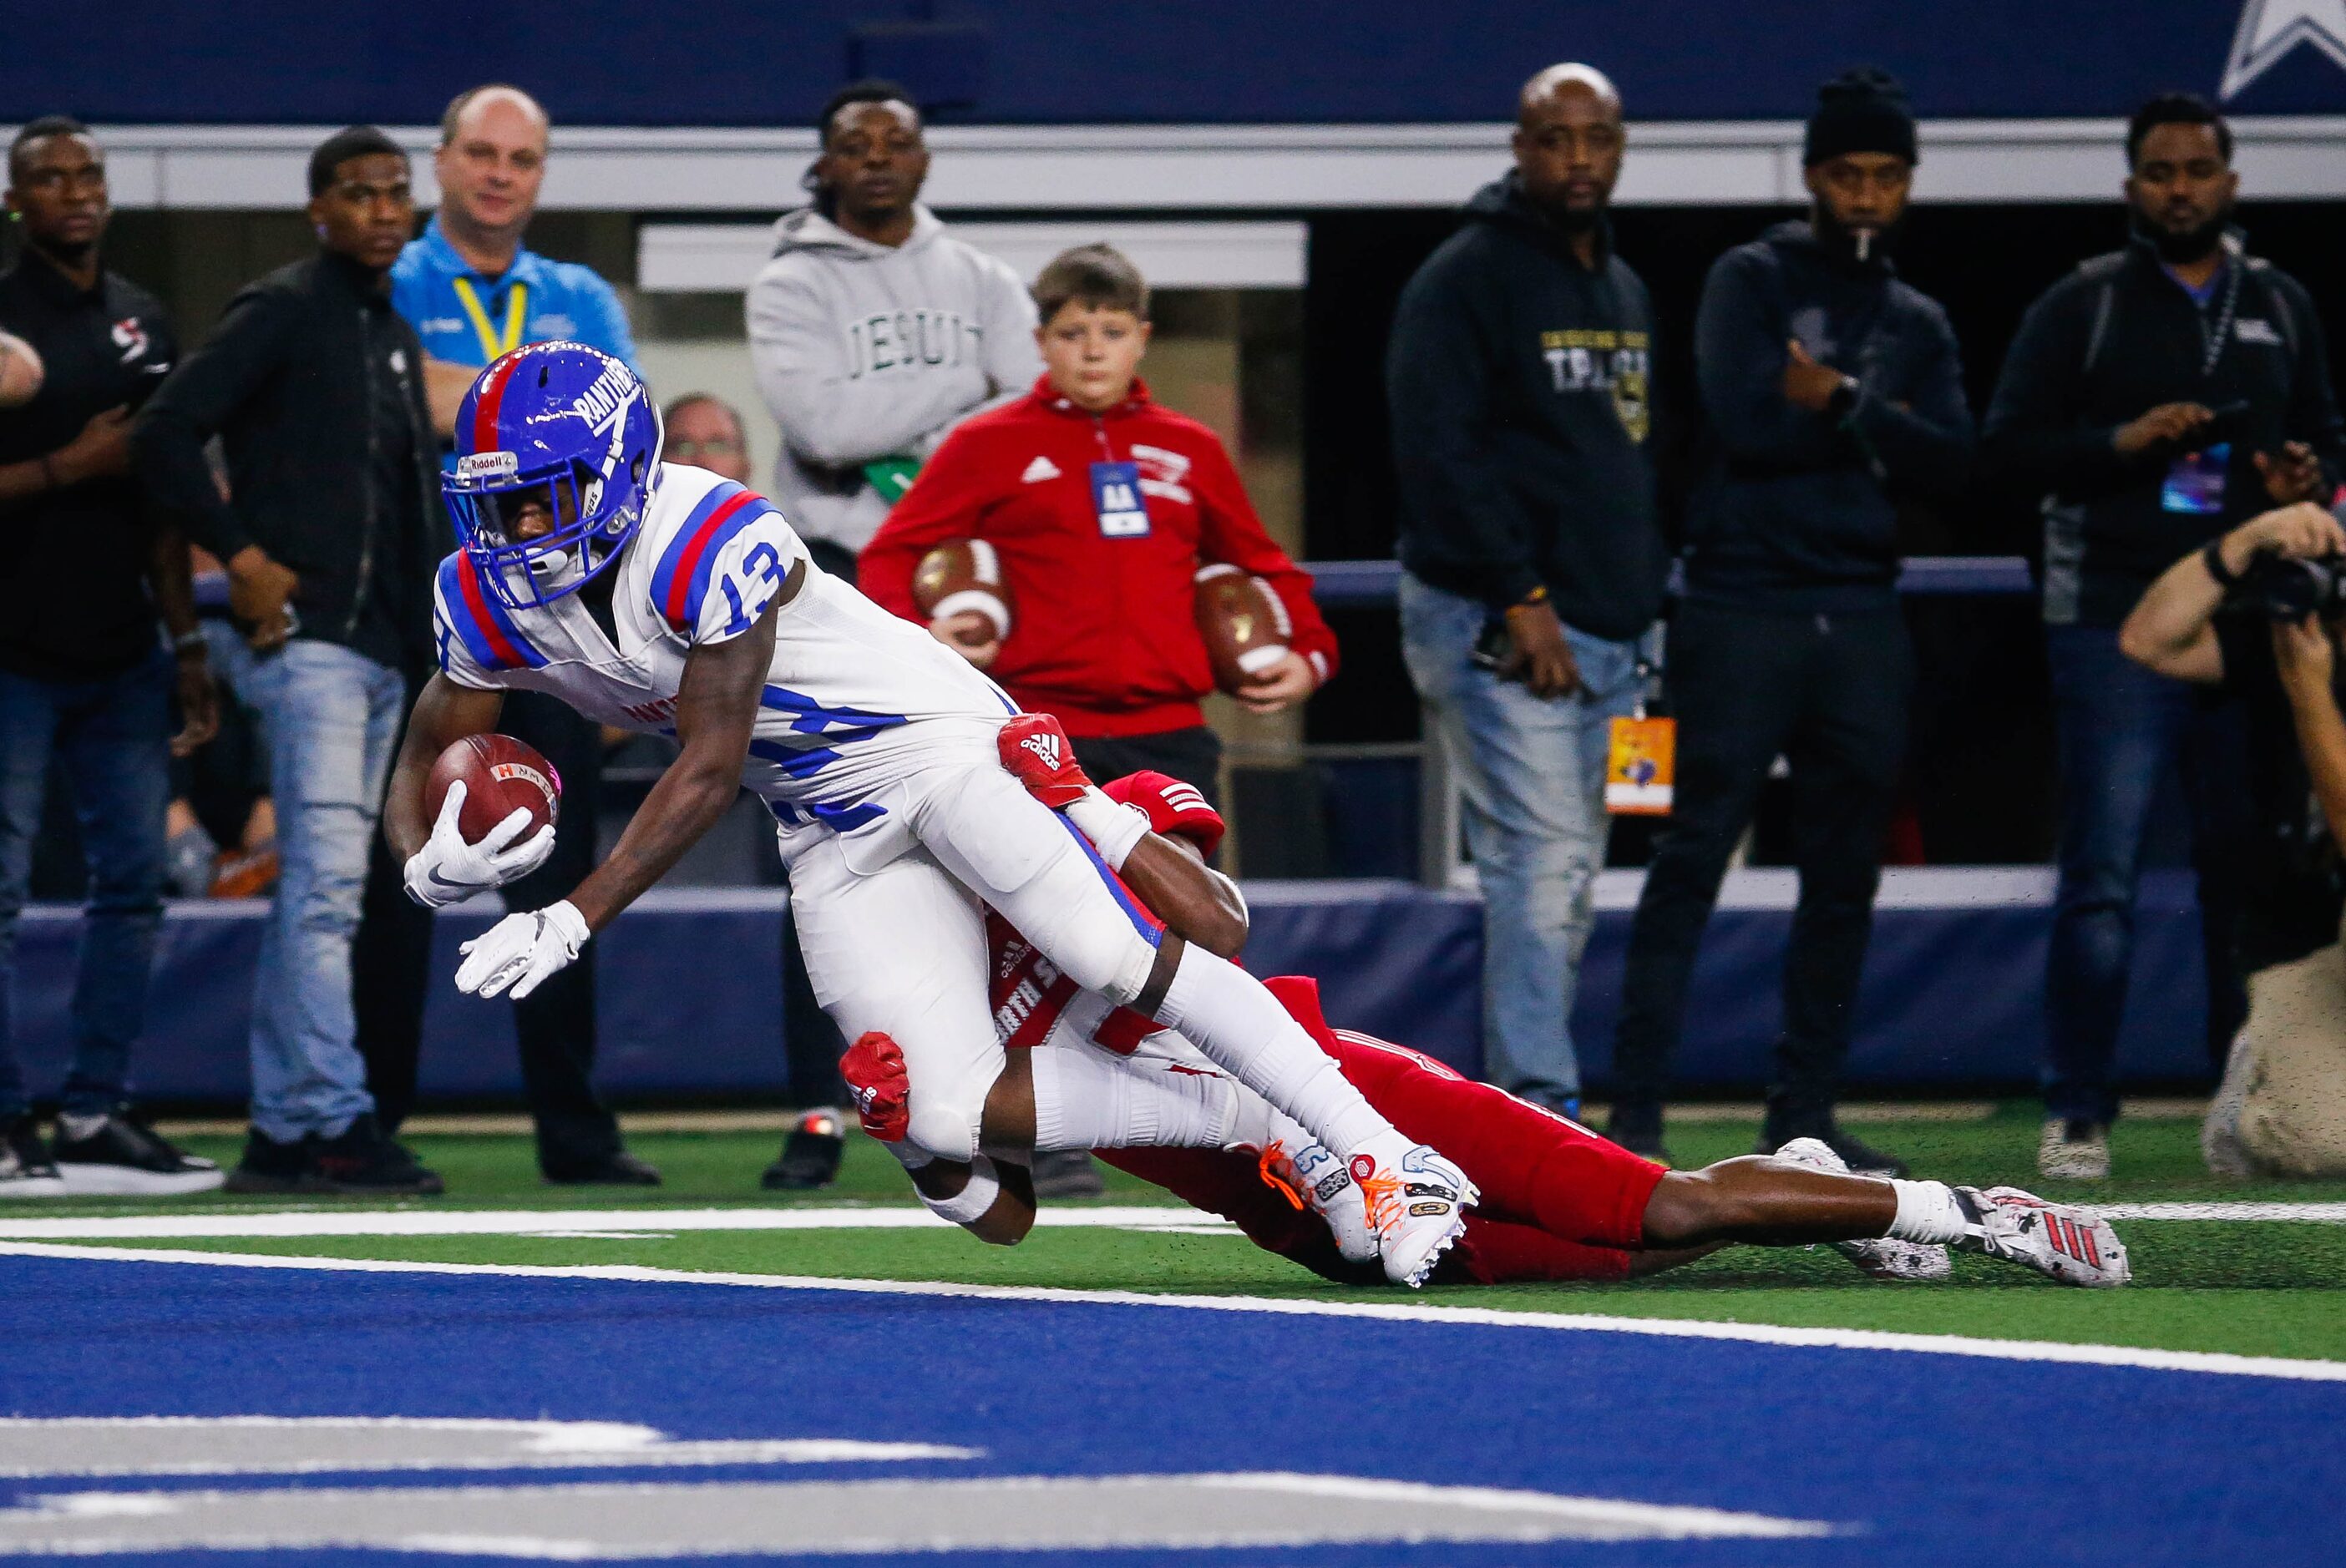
[380,341,1473,1284]
[842,716,2131,1291]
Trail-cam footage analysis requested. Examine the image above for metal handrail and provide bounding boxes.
[1304,554,2034,607]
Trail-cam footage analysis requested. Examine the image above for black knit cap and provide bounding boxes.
[1803,67,1918,167]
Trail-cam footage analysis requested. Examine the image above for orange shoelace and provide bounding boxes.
[1356,1164,1402,1236]
[1255,1141,1306,1211]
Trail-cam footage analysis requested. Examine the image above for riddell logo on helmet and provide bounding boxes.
[1020,733,1062,770]
[457,451,519,481]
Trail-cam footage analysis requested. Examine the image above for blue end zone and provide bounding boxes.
[1,1253,2339,1565]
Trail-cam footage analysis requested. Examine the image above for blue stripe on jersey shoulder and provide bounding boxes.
[648,480,782,630]
[435,552,547,671]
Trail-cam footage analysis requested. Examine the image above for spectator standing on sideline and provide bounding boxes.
[1983,93,2343,1181]
[747,79,1041,582]
[864,244,1334,797]
[1385,64,1669,1119]
[863,243,1335,1198]
[0,117,220,1196]
[380,84,654,1187]
[1607,69,1972,1172]
[134,127,448,1196]
[657,392,854,1190]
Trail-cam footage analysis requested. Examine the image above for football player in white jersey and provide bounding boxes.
[380,341,1475,1284]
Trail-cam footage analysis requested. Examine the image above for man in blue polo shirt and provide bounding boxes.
[373,83,652,1186]
[393,85,636,432]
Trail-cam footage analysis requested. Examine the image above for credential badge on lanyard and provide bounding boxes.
[452,276,529,362]
[1091,460,1149,538]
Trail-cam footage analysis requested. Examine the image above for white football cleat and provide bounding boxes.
[1772,1136,1951,1283]
[1352,1135,1477,1288]
[1258,1137,1379,1267]
[1954,1185,2131,1288]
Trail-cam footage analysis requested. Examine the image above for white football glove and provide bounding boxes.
[454,899,590,1000]
[402,780,557,909]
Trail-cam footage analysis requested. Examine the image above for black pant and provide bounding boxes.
[1069,726,1223,808]
[1610,602,1911,1125]
[356,688,621,1171]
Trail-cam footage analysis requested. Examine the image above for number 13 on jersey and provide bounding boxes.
[718,540,790,635]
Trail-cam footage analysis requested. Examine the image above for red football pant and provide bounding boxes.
[1097,977,1667,1285]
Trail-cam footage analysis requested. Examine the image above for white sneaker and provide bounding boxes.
[2037,1118,2110,1181]
[1772,1136,1951,1283]
[1258,1138,1378,1266]
[1352,1135,1477,1288]
[1953,1185,2131,1287]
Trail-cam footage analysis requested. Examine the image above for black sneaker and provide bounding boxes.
[0,1115,65,1199]
[1031,1148,1106,1199]
[1604,1102,1673,1166]
[1756,1120,1909,1177]
[762,1110,845,1191]
[224,1127,313,1194]
[544,1150,663,1187]
[52,1108,224,1196]
[308,1114,444,1196]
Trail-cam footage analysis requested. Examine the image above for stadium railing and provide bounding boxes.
[1236,555,2035,884]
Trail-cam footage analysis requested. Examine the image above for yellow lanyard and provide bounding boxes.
[450,276,529,362]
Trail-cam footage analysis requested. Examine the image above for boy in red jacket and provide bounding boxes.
[861,243,1337,802]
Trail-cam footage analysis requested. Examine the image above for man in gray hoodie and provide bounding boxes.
[747,81,1041,579]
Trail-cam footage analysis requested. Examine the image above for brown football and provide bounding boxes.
[1193,564,1292,693]
[912,538,1012,640]
[426,733,561,844]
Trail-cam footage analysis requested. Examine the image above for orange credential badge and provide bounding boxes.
[1604,716,1675,816]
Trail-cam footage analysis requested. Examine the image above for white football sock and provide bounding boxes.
[1030,1047,1239,1152]
[1887,1179,1970,1244]
[1149,943,1393,1157]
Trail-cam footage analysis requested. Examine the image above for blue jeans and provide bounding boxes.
[1400,572,1643,1102]
[2044,624,2252,1125]
[216,638,406,1140]
[0,653,172,1119]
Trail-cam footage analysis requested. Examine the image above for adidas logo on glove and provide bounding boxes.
[1020,732,1064,770]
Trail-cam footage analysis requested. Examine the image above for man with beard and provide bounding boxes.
[1984,93,2343,1181]
[1387,63,1670,1120]
[1606,68,1972,1172]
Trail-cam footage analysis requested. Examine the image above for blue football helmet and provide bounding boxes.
[443,341,664,609]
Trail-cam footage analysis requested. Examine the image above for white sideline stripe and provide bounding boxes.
[2097,1202,2346,1222]
[6,1241,2343,1386]
[3,1198,2341,1242]
[0,1206,1234,1242]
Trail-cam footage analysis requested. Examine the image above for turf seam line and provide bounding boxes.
[6,1240,2342,1384]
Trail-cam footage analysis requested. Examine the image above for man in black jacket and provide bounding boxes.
[1388,63,1670,1116]
[0,117,220,1196]
[134,127,456,1196]
[1982,93,2343,1181]
[1608,69,1973,1172]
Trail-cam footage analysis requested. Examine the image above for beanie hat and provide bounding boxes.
[1803,68,1918,167]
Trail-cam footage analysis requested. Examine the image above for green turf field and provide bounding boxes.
[18,1104,2346,1364]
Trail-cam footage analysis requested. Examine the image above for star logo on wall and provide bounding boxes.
[2222,0,2346,97]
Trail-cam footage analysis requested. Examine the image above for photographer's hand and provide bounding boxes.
[2217,501,2346,579]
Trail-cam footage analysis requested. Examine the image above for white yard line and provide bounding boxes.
[2,1197,2341,1242]
[4,1240,2342,1385]
[0,1206,1227,1241]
